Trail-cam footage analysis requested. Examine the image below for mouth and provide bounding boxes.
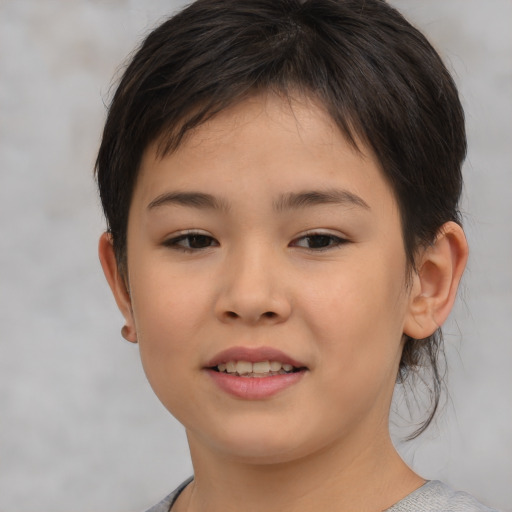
[205,347,308,398]
[210,360,305,378]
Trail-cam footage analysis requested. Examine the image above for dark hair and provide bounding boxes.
[95,0,466,437]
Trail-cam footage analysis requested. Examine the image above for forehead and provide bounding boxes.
[133,93,398,218]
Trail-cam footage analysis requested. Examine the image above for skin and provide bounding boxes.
[100,93,468,512]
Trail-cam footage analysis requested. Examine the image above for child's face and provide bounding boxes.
[120,94,418,463]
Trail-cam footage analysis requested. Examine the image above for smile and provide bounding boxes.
[214,360,300,377]
[205,347,307,399]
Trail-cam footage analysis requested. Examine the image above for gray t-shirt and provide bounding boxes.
[145,478,498,512]
[384,480,498,511]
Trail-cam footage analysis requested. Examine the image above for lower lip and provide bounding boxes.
[206,369,306,399]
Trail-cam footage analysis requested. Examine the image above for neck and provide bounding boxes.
[175,428,423,512]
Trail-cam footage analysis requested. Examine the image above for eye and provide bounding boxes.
[290,232,348,251]
[163,232,219,252]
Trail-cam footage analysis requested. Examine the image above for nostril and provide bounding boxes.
[223,310,277,321]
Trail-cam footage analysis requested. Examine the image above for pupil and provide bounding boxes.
[308,235,331,248]
[189,235,210,248]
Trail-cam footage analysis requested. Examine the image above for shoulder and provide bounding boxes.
[144,477,193,512]
[386,480,499,512]
[145,478,498,512]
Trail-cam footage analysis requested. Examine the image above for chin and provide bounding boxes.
[187,416,325,466]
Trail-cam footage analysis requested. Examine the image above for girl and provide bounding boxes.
[96,1,498,510]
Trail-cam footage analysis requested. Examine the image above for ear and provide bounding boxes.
[404,221,468,339]
[98,232,137,343]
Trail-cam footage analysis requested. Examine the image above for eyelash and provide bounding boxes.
[163,231,219,252]
[162,231,348,253]
[290,232,348,251]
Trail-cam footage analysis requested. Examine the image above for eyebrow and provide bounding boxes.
[147,188,370,213]
[147,192,230,212]
[273,189,370,212]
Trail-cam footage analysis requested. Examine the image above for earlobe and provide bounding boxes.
[403,221,468,340]
[98,232,138,343]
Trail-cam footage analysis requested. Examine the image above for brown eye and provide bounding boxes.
[185,234,215,249]
[291,233,347,250]
[304,235,334,249]
[164,233,219,251]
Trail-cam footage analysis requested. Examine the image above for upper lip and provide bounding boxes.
[205,346,306,369]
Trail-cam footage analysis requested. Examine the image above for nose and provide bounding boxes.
[214,244,292,325]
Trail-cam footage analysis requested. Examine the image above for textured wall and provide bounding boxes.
[0,1,510,511]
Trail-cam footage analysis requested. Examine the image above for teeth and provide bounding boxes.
[269,361,282,372]
[216,360,298,376]
[252,361,271,373]
[235,361,253,375]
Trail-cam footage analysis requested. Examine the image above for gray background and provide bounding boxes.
[0,1,510,511]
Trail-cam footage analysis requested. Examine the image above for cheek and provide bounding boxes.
[130,275,211,420]
[128,262,211,380]
[298,263,408,429]
[132,254,208,326]
[300,255,408,370]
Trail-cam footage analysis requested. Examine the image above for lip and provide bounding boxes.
[204,346,307,400]
[205,346,305,368]
[206,369,306,399]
